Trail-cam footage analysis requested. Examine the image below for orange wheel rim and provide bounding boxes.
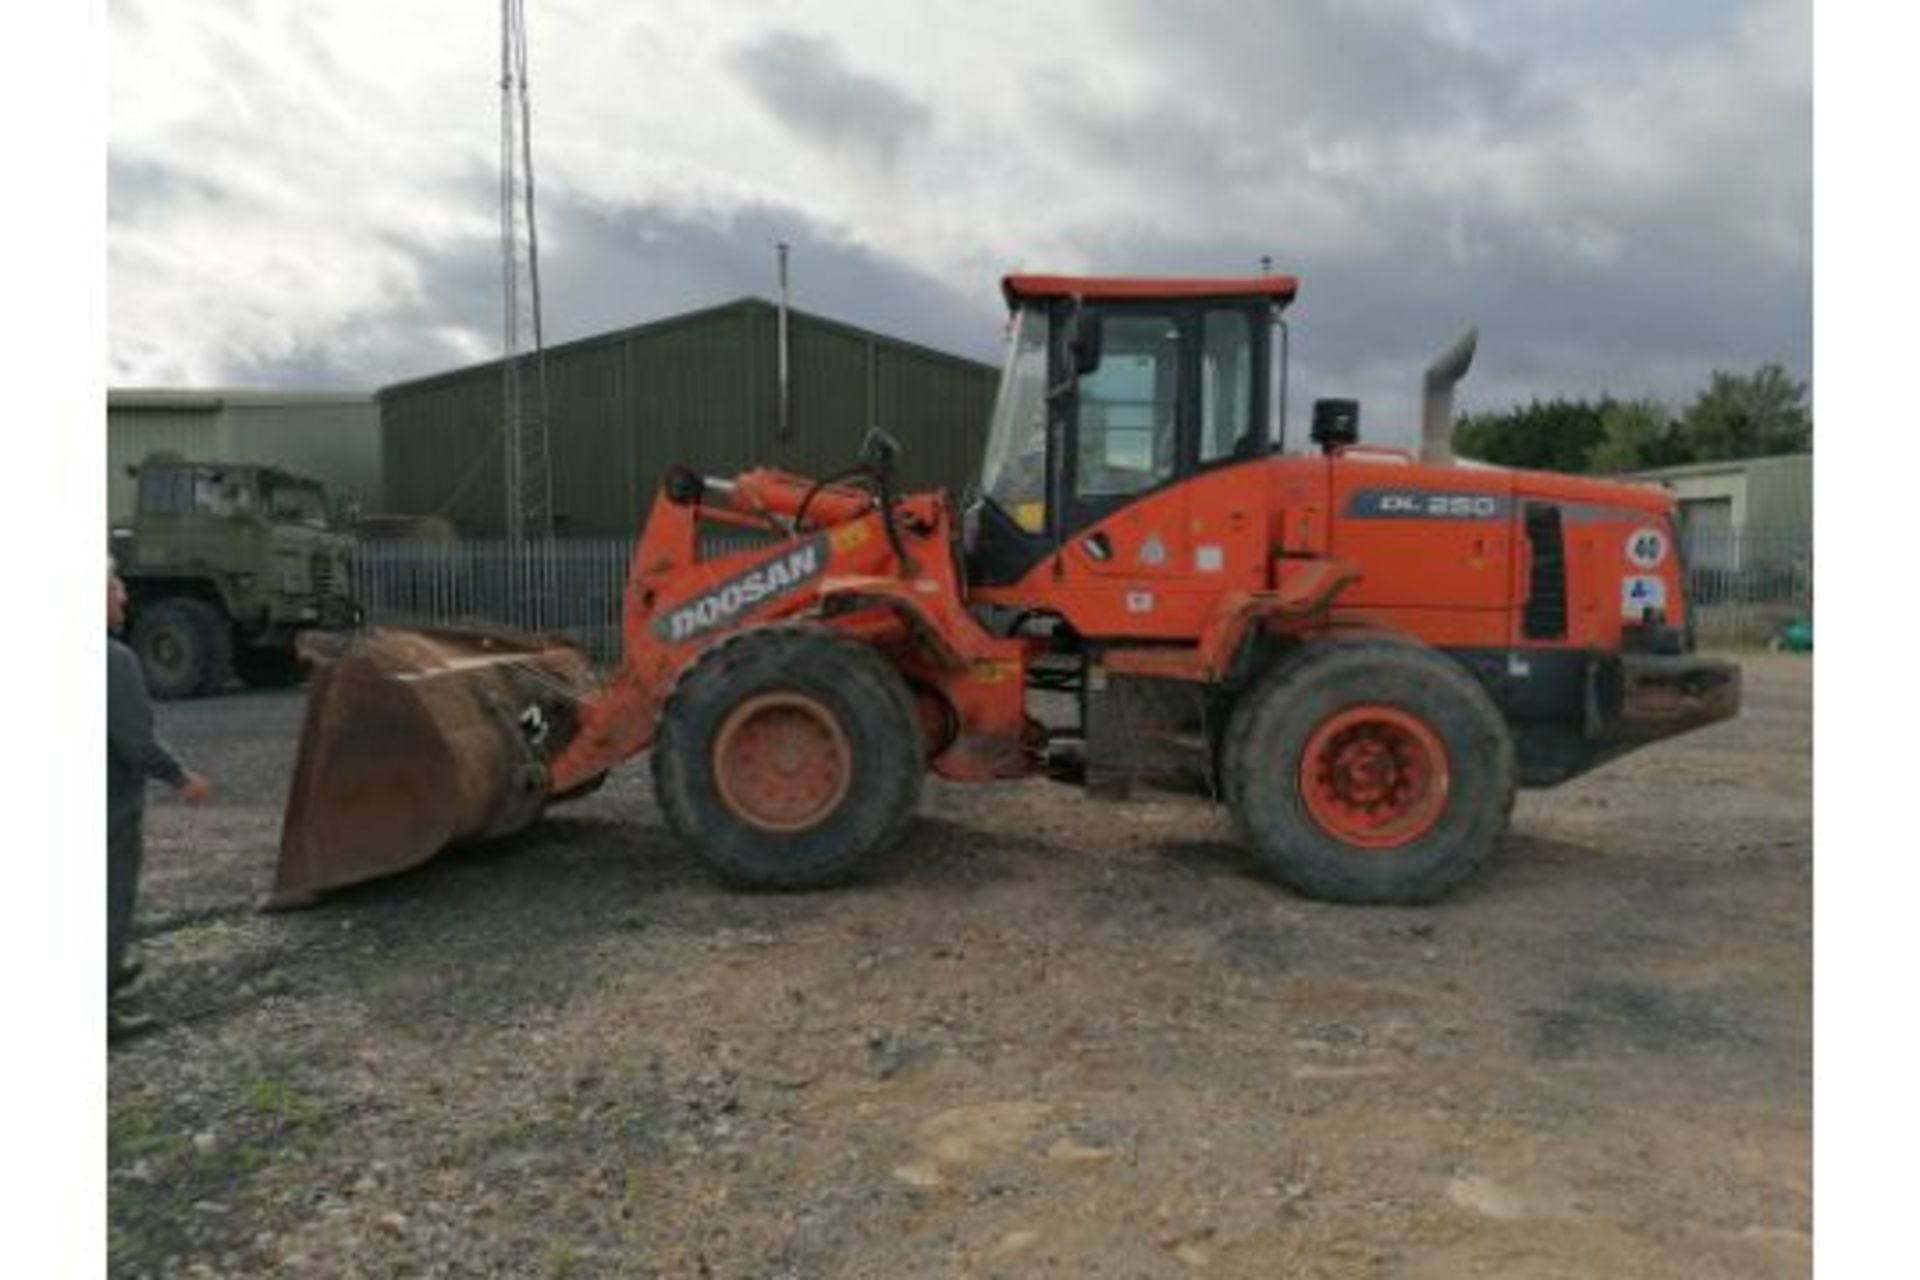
[712,693,853,832]
[1298,704,1450,849]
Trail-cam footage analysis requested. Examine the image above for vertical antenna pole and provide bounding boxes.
[500,0,551,546]
[776,242,791,440]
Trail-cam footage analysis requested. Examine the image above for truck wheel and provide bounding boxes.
[1221,640,1515,904]
[652,626,924,888]
[129,598,235,699]
[236,646,307,688]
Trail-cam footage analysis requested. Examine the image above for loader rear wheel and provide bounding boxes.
[652,627,924,888]
[1222,640,1514,904]
[130,597,234,699]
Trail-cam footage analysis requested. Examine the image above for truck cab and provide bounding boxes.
[112,456,359,697]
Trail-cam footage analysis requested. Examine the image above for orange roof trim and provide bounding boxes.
[1002,274,1301,306]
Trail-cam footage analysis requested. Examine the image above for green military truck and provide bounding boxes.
[111,455,360,698]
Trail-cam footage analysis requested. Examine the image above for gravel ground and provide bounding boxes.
[108,654,1810,1279]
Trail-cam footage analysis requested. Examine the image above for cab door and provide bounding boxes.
[1053,304,1272,637]
[1062,306,1188,558]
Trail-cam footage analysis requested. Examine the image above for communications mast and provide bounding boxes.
[499,0,550,545]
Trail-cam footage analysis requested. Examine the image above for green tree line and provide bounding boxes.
[1453,364,1811,474]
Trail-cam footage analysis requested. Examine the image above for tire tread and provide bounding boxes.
[1222,637,1515,904]
[651,624,923,888]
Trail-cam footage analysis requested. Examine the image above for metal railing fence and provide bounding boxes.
[1680,523,1812,646]
[347,522,1812,663]
[352,538,635,664]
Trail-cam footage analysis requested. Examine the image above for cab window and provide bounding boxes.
[1075,312,1180,498]
[137,467,192,516]
[980,308,1050,524]
[194,470,253,517]
[1198,309,1254,464]
[265,479,327,525]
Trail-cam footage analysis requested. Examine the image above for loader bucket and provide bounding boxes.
[269,626,600,908]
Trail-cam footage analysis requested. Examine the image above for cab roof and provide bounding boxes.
[1001,273,1301,307]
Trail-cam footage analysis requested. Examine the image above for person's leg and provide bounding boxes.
[107,814,143,1002]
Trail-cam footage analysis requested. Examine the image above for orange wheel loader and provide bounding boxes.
[272,273,1739,908]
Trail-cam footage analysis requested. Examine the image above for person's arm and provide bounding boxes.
[108,645,188,788]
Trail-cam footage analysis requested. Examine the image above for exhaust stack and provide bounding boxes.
[1419,328,1478,466]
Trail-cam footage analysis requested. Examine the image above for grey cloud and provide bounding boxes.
[108,156,227,221]
[224,341,376,389]
[1109,0,1526,137]
[1462,0,1749,62]
[1021,1,1536,260]
[726,31,933,168]
[114,0,1807,441]
[526,200,999,362]
[1018,0,1805,436]
[1074,159,1808,446]
[222,183,1003,389]
[213,162,1808,436]
[1032,71,1277,194]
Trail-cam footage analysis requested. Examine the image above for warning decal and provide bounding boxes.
[1621,574,1668,618]
[1626,526,1669,569]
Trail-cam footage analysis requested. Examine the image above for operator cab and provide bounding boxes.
[964,274,1299,587]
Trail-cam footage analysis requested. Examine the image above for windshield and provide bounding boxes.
[192,469,255,517]
[979,306,1050,531]
[263,478,329,526]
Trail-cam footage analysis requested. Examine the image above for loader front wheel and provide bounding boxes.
[653,627,924,888]
[1222,640,1514,904]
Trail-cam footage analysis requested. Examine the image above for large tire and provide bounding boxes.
[129,598,235,699]
[652,626,925,888]
[235,645,308,689]
[1221,639,1515,904]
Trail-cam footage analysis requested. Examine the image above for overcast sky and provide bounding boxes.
[108,0,1809,444]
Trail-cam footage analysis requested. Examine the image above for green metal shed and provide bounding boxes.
[379,298,1000,537]
[107,389,383,521]
[1625,453,1812,532]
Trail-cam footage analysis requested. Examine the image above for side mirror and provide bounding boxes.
[1311,398,1361,454]
[1064,307,1103,376]
[859,426,903,477]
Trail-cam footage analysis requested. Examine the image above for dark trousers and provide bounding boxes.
[108,812,143,1000]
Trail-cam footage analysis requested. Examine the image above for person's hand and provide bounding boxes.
[178,772,214,807]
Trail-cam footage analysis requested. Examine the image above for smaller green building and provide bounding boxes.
[1627,452,1811,530]
[107,389,382,522]
[378,298,1000,537]
[1627,453,1811,570]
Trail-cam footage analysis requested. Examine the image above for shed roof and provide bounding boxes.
[377,296,996,400]
[109,388,374,411]
[1624,452,1811,482]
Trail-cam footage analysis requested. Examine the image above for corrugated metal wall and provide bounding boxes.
[1627,454,1812,527]
[106,406,221,520]
[1663,471,1750,528]
[223,400,384,511]
[1741,453,1812,529]
[379,369,505,531]
[380,300,998,536]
